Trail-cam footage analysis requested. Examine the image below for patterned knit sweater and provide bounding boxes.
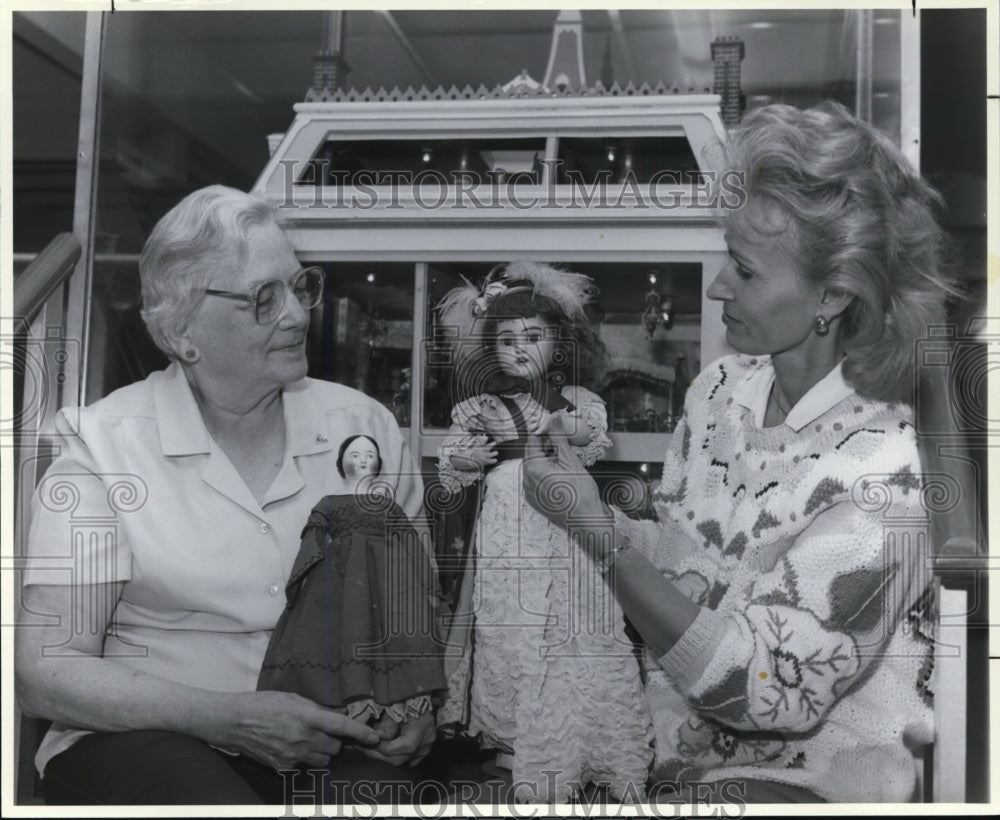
[614,355,935,802]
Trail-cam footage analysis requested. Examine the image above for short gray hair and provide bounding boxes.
[139,185,280,358]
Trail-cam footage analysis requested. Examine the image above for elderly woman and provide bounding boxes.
[524,101,950,803]
[15,186,436,805]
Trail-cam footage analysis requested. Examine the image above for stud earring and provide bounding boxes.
[814,315,829,336]
[183,349,198,361]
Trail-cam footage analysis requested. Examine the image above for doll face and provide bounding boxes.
[342,437,380,479]
[493,317,559,381]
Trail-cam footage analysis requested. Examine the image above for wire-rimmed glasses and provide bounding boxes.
[204,266,325,324]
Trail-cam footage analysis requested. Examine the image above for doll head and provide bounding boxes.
[479,273,606,391]
[486,297,563,384]
[436,262,608,401]
[337,435,382,487]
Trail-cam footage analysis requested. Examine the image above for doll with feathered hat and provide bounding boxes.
[434,262,653,802]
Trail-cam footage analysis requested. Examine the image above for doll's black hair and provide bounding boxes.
[477,285,607,392]
[336,435,382,479]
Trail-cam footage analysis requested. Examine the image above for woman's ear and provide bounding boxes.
[167,328,198,363]
[819,287,854,320]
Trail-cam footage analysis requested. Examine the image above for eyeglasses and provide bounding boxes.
[204,267,325,325]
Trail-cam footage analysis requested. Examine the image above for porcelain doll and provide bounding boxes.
[258,434,446,742]
[435,262,653,802]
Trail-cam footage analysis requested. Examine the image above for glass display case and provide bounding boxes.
[23,8,914,422]
[254,91,733,473]
[16,7,916,505]
[420,260,700,434]
[307,261,415,426]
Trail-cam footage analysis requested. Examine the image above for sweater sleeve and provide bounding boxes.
[607,402,721,605]
[657,472,929,733]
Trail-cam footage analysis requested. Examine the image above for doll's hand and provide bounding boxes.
[449,438,497,471]
[371,711,401,741]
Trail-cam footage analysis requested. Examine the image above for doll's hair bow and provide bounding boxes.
[471,280,510,317]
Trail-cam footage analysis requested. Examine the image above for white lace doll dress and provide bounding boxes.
[437,385,653,802]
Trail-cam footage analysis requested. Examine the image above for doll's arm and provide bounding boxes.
[557,386,612,467]
[445,431,497,472]
[436,398,497,492]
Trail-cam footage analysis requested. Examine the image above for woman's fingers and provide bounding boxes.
[357,745,409,767]
[373,712,400,741]
[523,430,608,530]
[308,706,381,746]
[523,432,546,460]
[359,712,435,767]
[306,729,344,757]
[551,426,580,470]
[303,752,333,769]
[229,692,384,771]
[536,411,557,436]
[408,732,436,766]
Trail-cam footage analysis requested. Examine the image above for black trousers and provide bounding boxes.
[42,730,421,806]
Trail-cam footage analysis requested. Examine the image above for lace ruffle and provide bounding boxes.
[346,694,434,725]
[466,462,653,802]
[564,386,612,468]
[437,433,488,493]
[436,646,472,730]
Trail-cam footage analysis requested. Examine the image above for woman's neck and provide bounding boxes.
[186,373,285,437]
[770,343,841,409]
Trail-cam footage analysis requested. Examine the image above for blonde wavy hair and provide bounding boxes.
[719,101,957,404]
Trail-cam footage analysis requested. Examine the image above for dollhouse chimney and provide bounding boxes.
[711,35,746,126]
[307,10,351,100]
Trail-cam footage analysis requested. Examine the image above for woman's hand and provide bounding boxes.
[539,409,592,446]
[221,691,382,771]
[354,710,436,767]
[522,417,609,530]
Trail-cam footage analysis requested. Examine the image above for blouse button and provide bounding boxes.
[268,584,280,597]
[259,523,270,535]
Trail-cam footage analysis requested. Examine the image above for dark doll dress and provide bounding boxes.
[258,494,446,724]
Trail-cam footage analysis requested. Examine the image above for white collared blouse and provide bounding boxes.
[23,361,424,773]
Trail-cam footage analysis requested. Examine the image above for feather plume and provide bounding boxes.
[434,275,488,375]
[500,261,596,323]
[434,275,481,341]
[433,263,598,387]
